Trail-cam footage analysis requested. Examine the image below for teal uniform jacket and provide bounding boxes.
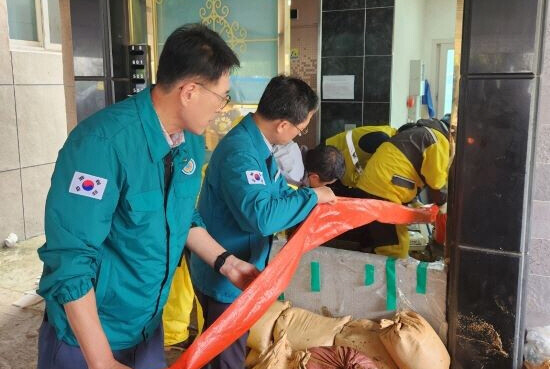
[190,113,318,303]
[37,87,205,350]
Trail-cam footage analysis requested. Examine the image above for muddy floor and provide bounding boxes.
[0,236,182,368]
[0,236,44,369]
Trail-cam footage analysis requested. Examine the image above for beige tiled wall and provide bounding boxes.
[0,0,12,85]
[16,85,67,167]
[21,164,55,238]
[12,50,64,85]
[0,85,19,171]
[526,0,550,329]
[0,0,67,241]
[0,170,25,240]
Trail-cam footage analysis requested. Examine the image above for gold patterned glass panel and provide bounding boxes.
[155,0,279,158]
[156,0,278,104]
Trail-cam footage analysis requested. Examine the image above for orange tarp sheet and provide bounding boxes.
[169,198,437,369]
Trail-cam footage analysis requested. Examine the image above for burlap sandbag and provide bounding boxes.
[274,307,351,351]
[379,311,450,369]
[290,350,312,369]
[252,334,310,369]
[305,346,379,369]
[248,301,292,353]
[335,320,398,369]
[525,360,550,369]
[246,349,263,368]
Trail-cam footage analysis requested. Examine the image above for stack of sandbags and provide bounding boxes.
[305,346,379,369]
[273,307,352,351]
[248,303,449,369]
[247,304,352,368]
[335,320,398,369]
[379,311,450,369]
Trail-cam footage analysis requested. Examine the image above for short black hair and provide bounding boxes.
[305,145,345,182]
[256,75,319,124]
[156,24,240,88]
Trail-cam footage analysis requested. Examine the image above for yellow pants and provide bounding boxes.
[374,224,410,259]
[162,258,204,346]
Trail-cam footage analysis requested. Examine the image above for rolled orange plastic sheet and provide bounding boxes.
[434,212,447,245]
[169,198,438,369]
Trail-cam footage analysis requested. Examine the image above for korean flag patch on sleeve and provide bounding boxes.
[246,170,266,185]
[69,171,108,200]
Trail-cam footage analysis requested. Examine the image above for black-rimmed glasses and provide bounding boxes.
[197,83,231,109]
[292,124,309,137]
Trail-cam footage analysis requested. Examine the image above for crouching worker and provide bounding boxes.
[325,125,396,195]
[341,118,450,259]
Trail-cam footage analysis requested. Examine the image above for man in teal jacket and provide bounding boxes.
[190,76,337,369]
[36,25,259,369]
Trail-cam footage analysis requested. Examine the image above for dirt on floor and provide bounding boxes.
[0,235,187,368]
[0,236,45,369]
[457,313,509,360]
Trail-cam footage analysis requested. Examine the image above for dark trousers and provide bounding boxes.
[37,318,166,369]
[328,180,399,251]
[196,291,249,369]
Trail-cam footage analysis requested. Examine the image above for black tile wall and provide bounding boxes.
[364,7,394,55]
[363,102,390,125]
[322,0,365,11]
[322,0,394,11]
[456,78,533,253]
[320,102,363,141]
[468,0,539,74]
[364,56,391,102]
[447,0,545,367]
[321,2,394,138]
[321,57,364,102]
[365,0,394,7]
[453,248,520,369]
[321,10,365,57]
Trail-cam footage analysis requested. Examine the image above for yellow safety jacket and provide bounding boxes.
[162,162,210,346]
[162,258,204,346]
[326,125,396,188]
[357,121,449,205]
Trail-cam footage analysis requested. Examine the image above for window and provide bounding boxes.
[6,0,62,50]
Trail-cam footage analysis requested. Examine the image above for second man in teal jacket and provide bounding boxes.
[190,76,337,369]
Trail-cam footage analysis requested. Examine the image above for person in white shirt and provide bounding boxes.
[273,143,345,188]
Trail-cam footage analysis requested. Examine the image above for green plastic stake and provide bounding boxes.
[278,293,285,301]
[386,258,397,311]
[310,261,321,292]
[365,264,375,286]
[416,262,429,294]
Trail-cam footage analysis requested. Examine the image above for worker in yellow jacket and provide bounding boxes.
[162,163,213,349]
[325,125,396,195]
[162,257,203,348]
[351,119,450,258]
